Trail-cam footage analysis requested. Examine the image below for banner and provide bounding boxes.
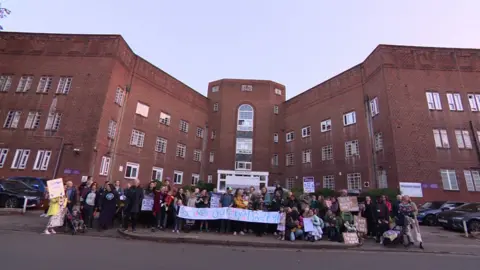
[141,196,154,211]
[303,177,315,193]
[178,206,280,224]
[47,178,64,199]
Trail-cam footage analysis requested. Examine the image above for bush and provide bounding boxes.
[182,181,215,193]
[314,188,337,198]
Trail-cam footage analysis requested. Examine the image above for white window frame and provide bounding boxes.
[440,169,459,191]
[11,149,30,169]
[377,170,388,188]
[0,148,9,168]
[426,91,442,110]
[286,131,294,142]
[135,102,150,118]
[213,103,219,112]
[273,133,279,143]
[343,111,356,126]
[211,130,216,140]
[3,110,21,129]
[56,77,73,94]
[114,87,125,106]
[99,156,111,176]
[207,175,213,183]
[286,177,295,190]
[345,140,360,158]
[45,112,62,131]
[193,149,202,162]
[237,104,254,131]
[130,129,145,147]
[159,112,171,126]
[235,138,253,154]
[241,85,253,92]
[179,120,189,133]
[433,129,450,148]
[235,161,252,171]
[467,94,480,112]
[211,86,219,92]
[176,143,186,158]
[33,150,52,171]
[37,76,54,93]
[302,149,312,164]
[155,137,167,153]
[370,97,379,117]
[347,173,361,190]
[196,127,204,138]
[107,120,117,139]
[16,76,33,92]
[321,119,332,132]
[274,88,282,95]
[273,105,279,115]
[374,132,383,151]
[152,167,163,181]
[24,111,41,130]
[446,93,463,111]
[272,154,279,167]
[301,126,311,138]
[323,175,335,190]
[322,145,333,161]
[463,170,480,192]
[455,130,472,149]
[191,173,200,185]
[0,75,13,92]
[174,171,184,184]
[209,152,214,163]
[286,153,294,166]
[125,162,140,179]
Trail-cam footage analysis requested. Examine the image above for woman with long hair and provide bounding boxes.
[98,184,119,230]
[43,194,67,235]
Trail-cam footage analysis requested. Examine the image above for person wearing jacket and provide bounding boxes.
[362,196,375,238]
[219,187,234,233]
[122,179,144,232]
[374,195,390,243]
[196,195,210,232]
[44,195,67,234]
[232,189,248,235]
[81,182,99,229]
[98,184,119,230]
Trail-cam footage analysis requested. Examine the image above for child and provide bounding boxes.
[173,199,183,233]
[310,209,324,241]
[67,206,85,233]
[277,206,286,240]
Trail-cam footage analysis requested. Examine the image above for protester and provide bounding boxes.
[362,196,375,238]
[98,184,119,230]
[196,193,210,232]
[114,180,124,195]
[122,179,144,232]
[219,187,234,233]
[310,209,324,241]
[399,195,424,249]
[374,195,390,243]
[233,189,247,235]
[176,188,187,205]
[81,182,99,229]
[44,195,67,234]
[161,190,174,229]
[172,199,183,233]
[277,206,286,240]
[40,186,50,217]
[329,197,339,215]
[65,181,77,212]
[152,186,166,231]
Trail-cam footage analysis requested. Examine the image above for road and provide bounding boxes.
[0,231,479,270]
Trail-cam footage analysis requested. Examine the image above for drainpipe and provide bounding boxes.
[364,95,378,189]
[469,121,480,165]
[53,141,74,179]
[200,123,209,181]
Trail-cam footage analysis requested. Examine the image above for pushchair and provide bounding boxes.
[382,224,405,246]
[65,207,86,235]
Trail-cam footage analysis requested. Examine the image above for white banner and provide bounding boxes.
[178,206,280,224]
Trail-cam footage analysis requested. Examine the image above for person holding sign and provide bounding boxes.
[44,194,67,234]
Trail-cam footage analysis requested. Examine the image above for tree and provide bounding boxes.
[0,3,11,30]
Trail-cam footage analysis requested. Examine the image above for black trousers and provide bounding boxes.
[220,219,231,233]
[376,222,389,240]
[83,205,95,228]
[123,212,139,230]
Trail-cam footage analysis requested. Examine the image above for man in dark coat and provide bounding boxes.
[122,179,144,232]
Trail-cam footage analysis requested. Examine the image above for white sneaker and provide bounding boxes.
[43,229,51,235]
[240,231,245,235]
[176,230,180,234]
[40,214,46,217]
[233,232,237,236]
[273,232,278,236]
[50,229,56,234]
[172,230,175,233]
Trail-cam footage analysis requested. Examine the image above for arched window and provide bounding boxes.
[237,104,254,131]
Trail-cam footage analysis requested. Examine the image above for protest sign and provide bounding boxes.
[354,216,367,233]
[342,232,359,245]
[178,206,280,224]
[141,196,154,211]
[47,178,65,199]
[210,193,221,208]
[303,177,315,193]
[303,217,314,232]
[338,196,359,212]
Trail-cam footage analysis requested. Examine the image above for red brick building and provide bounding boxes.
[1,32,480,201]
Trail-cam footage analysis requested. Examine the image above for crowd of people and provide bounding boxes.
[40,178,423,248]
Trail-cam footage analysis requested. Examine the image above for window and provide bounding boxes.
[0,75,13,92]
[155,137,167,153]
[301,126,311,138]
[273,105,279,115]
[37,76,53,93]
[377,170,388,188]
[274,88,282,95]
[446,93,463,111]
[273,133,279,143]
[107,120,117,139]
[241,85,253,92]
[374,132,383,151]
[176,143,186,158]
[302,149,312,163]
[114,87,125,106]
[272,154,279,167]
[56,77,73,94]
[345,140,360,158]
[322,145,333,160]
[99,156,111,176]
[11,149,30,169]
[426,91,442,110]
[433,129,450,148]
[152,167,163,181]
[191,174,200,185]
[370,97,379,116]
[16,76,33,92]
[347,173,361,190]
[209,152,214,163]
[193,149,202,162]
[213,103,219,112]
[323,175,335,190]
[455,130,472,149]
[286,153,295,166]
[236,138,253,154]
[32,150,52,171]
[211,130,216,140]
[135,102,149,118]
[235,161,252,170]
[45,112,62,131]
[321,119,332,132]
[286,131,294,142]
[159,112,171,126]
[125,162,139,179]
[207,175,213,183]
[130,129,145,147]
[211,86,219,92]
[174,171,184,184]
[0,148,9,168]
[3,110,21,128]
[440,169,459,191]
[467,94,480,112]
[179,120,189,133]
[343,111,356,126]
[196,127,204,138]
[463,170,480,191]
[237,104,254,131]
[286,177,295,190]
[24,112,41,130]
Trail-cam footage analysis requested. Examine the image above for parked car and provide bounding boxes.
[0,179,44,209]
[417,201,466,226]
[436,202,480,233]
[7,176,48,193]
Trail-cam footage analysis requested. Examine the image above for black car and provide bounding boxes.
[436,202,480,233]
[0,179,44,208]
[417,201,466,226]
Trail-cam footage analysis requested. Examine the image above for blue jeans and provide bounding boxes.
[290,229,304,241]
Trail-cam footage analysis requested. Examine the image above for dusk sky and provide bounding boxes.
[2,0,479,98]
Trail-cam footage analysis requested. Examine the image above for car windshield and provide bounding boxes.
[420,201,444,210]
[455,203,480,212]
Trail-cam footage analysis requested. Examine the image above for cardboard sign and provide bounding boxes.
[141,196,154,211]
[47,178,65,199]
[338,196,359,212]
[343,232,359,245]
[303,177,315,193]
[303,217,314,232]
[354,216,367,233]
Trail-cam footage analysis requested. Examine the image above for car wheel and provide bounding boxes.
[468,220,480,235]
[5,197,18,208]
[423,215,436,226]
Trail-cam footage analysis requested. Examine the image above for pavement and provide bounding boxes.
[1,230,480,270]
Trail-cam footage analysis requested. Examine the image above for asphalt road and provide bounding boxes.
[0,231,479,270]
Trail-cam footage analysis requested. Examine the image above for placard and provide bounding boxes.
[303,217,314,232]
[338,196,359,212]
[47,178,65,199]
[178,206,280,224]
[210,193,221,208]
[303,176,315,193]
[343,232,359,245]
[141,196,154,211]
[354,216,367,233]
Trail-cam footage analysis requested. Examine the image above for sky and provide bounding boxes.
[1,0,480,99]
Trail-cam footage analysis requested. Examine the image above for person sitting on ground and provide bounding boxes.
[324,209,341,242]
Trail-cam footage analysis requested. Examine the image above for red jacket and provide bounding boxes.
[152,191,165,213]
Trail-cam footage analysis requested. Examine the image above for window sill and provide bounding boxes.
[36,92,49,95]
[443,189,460,192]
